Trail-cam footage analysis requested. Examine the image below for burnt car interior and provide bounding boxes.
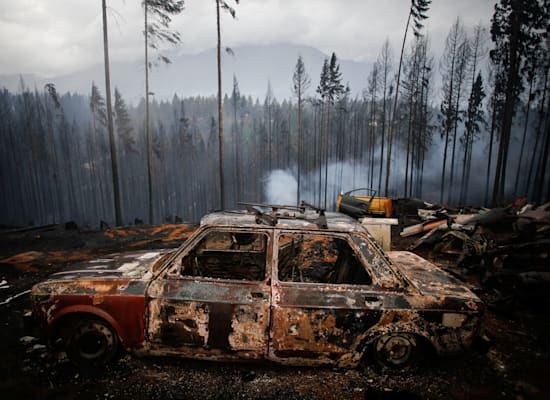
[180,231,267,281]
[277,233,372,285]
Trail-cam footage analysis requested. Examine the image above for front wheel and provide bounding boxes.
[65,318,119,368]
[373,333,416,368]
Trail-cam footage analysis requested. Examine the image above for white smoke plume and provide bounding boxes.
[262,125,527,209]
[264,169,297,205]
[264,162,374,210]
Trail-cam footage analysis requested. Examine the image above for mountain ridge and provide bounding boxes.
[0,43,372,104]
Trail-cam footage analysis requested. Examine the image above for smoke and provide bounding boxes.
[264,161,384,210]
[264,169,297,205]
[263,129,521,209]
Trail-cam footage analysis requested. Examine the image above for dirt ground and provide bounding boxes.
[0,223,549,400]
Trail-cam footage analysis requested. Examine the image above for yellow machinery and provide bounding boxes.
[336,188,392,219]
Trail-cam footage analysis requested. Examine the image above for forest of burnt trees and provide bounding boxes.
[0,0,549,227]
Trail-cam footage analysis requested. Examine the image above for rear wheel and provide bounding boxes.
[65,318,119,368]
[373,333,416,368]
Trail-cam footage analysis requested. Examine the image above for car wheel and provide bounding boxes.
[65,318,119,368]
[374,333,416,368]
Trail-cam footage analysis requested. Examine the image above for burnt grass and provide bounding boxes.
[0,223,549,400]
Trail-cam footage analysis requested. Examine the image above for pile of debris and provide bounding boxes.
[397,198,550,311]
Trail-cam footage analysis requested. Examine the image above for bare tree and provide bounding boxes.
[376,39,393,194]
[265,81,274,171]
[143,0,184,223]
[447,34,470,204]
[316,53,344,208]
[513,60,535,195]
[526,63,549,199]
[365,62,378,190]
[215,0,239,209]
[231,75,242,202]
[439,17,468,204]
[402,35,432,198]
[459,24,487,204]
[101,0,122,225]
[490,0,546,205]
[484,63,502,206]
[292,55,311,205]
[385,0,431,196]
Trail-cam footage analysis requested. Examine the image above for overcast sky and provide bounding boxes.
[0,0,496,77]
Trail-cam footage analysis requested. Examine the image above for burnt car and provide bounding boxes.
[31,205,483,369]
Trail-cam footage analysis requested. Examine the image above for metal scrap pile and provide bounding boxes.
[397,198,550,310]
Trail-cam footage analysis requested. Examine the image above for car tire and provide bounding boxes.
[65,317,119,368]
[373,333,416,368]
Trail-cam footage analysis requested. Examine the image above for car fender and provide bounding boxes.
[50,305,129,347]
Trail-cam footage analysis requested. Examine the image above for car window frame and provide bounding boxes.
[273,229,379,288]
[158,226,273,284]
[350,232,405,289]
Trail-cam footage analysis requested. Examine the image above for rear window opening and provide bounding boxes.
[277,233,372,285]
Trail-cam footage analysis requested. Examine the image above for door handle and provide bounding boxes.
[365,296,382,306]
[250,292,266,299]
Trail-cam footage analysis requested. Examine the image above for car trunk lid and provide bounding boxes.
[386,251,479,300]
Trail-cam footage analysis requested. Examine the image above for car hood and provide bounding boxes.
[46,249,172,282]
[387,251,479,300]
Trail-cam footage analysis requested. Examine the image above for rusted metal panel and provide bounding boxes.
[363,308,481,355]
[147,299,210,348]
[145,278,271,360]
[200,211,367,234]
[269,306,376,367]
[350,233,404,288]
[49,250,171,281]
[30,250,170,348]
[386,251,481,301]
[269,279,481,366]
[31,289,147,348]
[270,281,383,367]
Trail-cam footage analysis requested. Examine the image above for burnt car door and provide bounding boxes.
[145,228,272,361]
[269,231,386,367]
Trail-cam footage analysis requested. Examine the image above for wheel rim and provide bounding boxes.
[376,334,415,366]
[77,322,115,360]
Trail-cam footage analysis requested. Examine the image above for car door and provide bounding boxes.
[269,230,383,367]
[145,227,272,361]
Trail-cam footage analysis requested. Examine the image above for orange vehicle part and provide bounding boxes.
[336,194,393,218]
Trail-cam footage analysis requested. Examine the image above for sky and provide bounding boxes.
[0,0,496,78]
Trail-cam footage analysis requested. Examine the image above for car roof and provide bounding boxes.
[200,210,367,233]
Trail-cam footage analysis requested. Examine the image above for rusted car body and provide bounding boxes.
[31,208,483,368]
